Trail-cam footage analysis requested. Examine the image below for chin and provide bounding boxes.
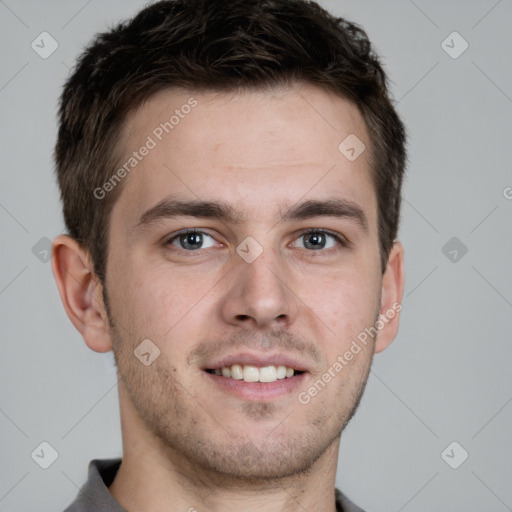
[170,426,338,485]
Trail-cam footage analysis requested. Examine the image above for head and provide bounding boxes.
[53,0,405,483]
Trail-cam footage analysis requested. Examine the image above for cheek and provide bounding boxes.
[300,268,380,348]
[111,260,220,341]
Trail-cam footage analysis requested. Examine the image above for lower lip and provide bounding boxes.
[204,371,307,401]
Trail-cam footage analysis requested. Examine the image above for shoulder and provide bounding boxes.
[62,458,125,512]
[335,487,368,512]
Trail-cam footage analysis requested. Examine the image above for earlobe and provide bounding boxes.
[51,234,113,353]
[374,241,404,354]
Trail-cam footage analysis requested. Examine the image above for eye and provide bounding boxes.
[167,230,218,251]
[292,230,343,251]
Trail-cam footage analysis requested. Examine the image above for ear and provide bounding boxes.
[51,234,112,353]
[374,241,404,354]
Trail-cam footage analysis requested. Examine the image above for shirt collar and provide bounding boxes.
[64,458,365,512]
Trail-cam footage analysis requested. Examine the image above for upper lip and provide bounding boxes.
[203,352,311,373]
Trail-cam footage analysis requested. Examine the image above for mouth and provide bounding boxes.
[205,364,305,383]
[201,353,310,401]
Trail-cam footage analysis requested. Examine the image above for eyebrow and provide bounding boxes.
[132,199,243,232]
[131,197,368,233]
[281,199,368,232]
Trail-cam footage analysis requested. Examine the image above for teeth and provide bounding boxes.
[231,364,243,380]
[210,364,297,383]
[243,365,260,382]
[259,366,277,382]
[276,365,287,379]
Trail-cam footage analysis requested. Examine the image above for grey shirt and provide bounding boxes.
[63,459,366,512]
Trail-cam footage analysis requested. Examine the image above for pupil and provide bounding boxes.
[182,232,202,249]
[305,233,325,249]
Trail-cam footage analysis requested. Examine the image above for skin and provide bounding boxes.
[52,84,404,512]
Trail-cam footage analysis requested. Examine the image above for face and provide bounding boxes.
[103,85,392,482]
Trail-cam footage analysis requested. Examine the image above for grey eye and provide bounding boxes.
[294,231,338,250]
[170,231,217,250]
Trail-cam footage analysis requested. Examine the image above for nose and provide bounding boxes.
[220,247,299,330]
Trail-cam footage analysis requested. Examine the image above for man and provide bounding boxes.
[52,0,406,510]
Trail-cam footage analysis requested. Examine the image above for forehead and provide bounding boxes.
[111,84,376,229]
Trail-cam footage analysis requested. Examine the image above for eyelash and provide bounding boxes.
[165,229,216,249]
[297,228,349,249]
[165,228,349,252]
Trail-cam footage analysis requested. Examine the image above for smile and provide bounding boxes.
[205,364,304,383]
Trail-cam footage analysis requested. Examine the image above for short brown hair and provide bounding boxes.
[55,0,406,282]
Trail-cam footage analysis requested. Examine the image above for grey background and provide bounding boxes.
[1,0,511,510]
